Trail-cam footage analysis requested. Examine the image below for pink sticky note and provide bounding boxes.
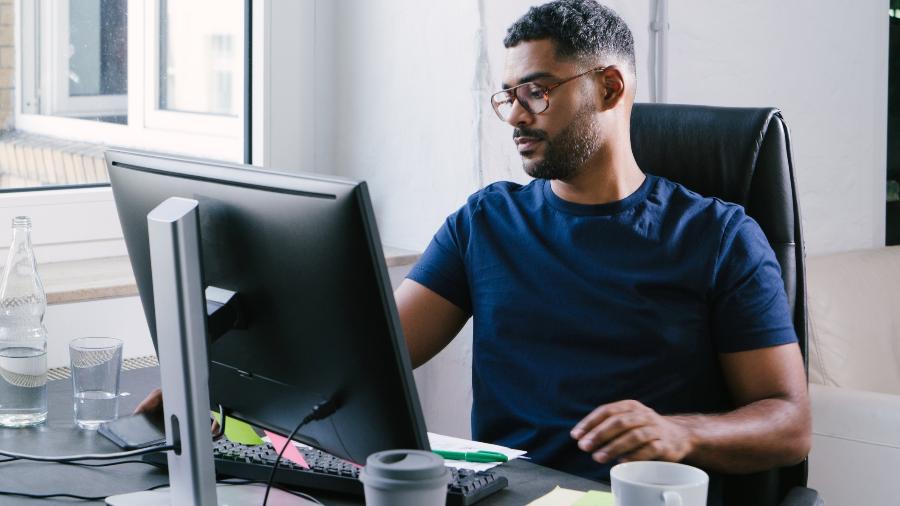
[264,430,309,469]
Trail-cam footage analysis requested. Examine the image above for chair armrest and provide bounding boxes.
[780,486,824,506]
[810,383,900,446]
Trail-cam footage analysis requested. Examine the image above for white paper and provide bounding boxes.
[428,432,528,471]
[270,432,527,472]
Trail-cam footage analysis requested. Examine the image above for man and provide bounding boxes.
[394,0,810,503]
[138,1,810,503]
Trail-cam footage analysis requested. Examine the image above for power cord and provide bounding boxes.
[0,443,177,463]
[0,478,322,503]
[262,397,339,506]
[218,479,324,504]
[59,459,167,469]
[0,482,170,501]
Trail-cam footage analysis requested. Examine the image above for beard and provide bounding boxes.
[517,104,601,181]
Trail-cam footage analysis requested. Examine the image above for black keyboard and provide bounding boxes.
[144,438,508,506]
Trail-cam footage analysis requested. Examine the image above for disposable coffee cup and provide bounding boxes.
[611,461,708,506]
[358,449,450,506]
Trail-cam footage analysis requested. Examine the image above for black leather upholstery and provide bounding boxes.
[630,103,812,506]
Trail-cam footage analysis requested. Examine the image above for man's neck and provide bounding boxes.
[549,148,645,205]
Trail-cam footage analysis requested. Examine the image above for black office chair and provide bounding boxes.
[630,104,822,506]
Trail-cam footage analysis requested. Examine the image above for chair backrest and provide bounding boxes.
[630,103,808,506]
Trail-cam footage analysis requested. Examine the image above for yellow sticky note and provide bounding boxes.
[572,490,615,506]
[526,486,587,506]
[211,411,264,446]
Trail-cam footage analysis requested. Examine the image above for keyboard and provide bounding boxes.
[144,438,509,506]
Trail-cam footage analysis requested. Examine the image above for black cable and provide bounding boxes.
[217,479,323,504]
[262,398,339,506]
[0,443,177,463]
[0,490,111,501]
[0,478,323,502]
[59,459,167,469]
[0,481,171,501]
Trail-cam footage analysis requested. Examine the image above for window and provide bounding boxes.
[32,0,128,124]
[1,0,249,264]
[8,0,247,192]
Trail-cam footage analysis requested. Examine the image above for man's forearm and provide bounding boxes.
[672,396,810,474]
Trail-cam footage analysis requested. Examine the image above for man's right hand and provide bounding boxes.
[134,387,222,435]
[134,387,163,415]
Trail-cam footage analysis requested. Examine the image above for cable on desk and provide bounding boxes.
[263,397,340,506]
[59,458,168,469]
[0,478,322,502]
[145,479,323,502]
[0,443,177,463]
[218,478,324,504]
[0,482,169,501]
[0,490,112,501]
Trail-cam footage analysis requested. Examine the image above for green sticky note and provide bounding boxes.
[211,411,264,446]
[572,490,615,506]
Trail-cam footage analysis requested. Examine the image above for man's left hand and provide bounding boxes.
[570,400,695,464]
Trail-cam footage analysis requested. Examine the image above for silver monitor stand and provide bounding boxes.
[106,197,309,506]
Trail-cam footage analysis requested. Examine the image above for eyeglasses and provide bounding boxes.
[490,66,609,122]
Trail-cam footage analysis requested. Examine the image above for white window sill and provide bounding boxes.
[44,246,422,305]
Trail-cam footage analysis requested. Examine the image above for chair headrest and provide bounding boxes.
[631,103,782,207]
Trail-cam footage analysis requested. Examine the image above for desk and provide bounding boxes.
[0,367,608,505]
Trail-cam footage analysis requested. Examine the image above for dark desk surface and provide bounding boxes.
[0,367,608,505]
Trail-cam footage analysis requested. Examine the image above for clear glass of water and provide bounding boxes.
[69,337,123,430]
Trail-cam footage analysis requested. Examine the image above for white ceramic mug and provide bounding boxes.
[611,461,709,506]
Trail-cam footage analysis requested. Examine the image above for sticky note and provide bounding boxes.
[264,430,310,469]
[572,490,615,506]
[526,486,588,506]
[211,412,264,446]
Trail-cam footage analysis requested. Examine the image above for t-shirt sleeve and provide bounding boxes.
[406,205,473,314]
[710,211,797,353]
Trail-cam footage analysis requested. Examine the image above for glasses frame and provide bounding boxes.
[490,65,610,121]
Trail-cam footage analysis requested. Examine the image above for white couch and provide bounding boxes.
[806,245,900,506]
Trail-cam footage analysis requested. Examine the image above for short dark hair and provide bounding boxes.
[504,0,635,72]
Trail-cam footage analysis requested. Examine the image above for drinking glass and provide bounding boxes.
[69,337,123,429]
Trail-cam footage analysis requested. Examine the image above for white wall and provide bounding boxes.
[321,0,484,250]
[664,1,888,254]
[291,0,888,255]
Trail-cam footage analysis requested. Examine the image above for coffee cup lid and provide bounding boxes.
[363,449,447,481]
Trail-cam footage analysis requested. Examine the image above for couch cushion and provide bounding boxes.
[807,246,900,394]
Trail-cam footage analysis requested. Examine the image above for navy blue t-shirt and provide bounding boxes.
[407,175,796,501]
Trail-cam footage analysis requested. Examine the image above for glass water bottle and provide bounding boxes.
[0,216,48,427]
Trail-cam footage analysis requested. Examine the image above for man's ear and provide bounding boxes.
[597,66,626,110]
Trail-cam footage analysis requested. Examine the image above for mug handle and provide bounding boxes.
[662,491,683,506]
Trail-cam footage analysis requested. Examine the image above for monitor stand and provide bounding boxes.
[106,197,311,506]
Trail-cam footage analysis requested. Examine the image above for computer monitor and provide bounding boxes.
[106,148,430,465]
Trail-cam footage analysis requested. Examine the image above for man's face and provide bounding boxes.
[500,40,602,181]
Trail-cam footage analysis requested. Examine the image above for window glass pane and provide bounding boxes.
[159,0,242,117]
[69,0,127,98]
[29,0,128,124]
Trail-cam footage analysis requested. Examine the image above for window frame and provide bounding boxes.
[14,0,247,162]
[8,0,260,264]
[142,0,244,138]
[40,0,128,119]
